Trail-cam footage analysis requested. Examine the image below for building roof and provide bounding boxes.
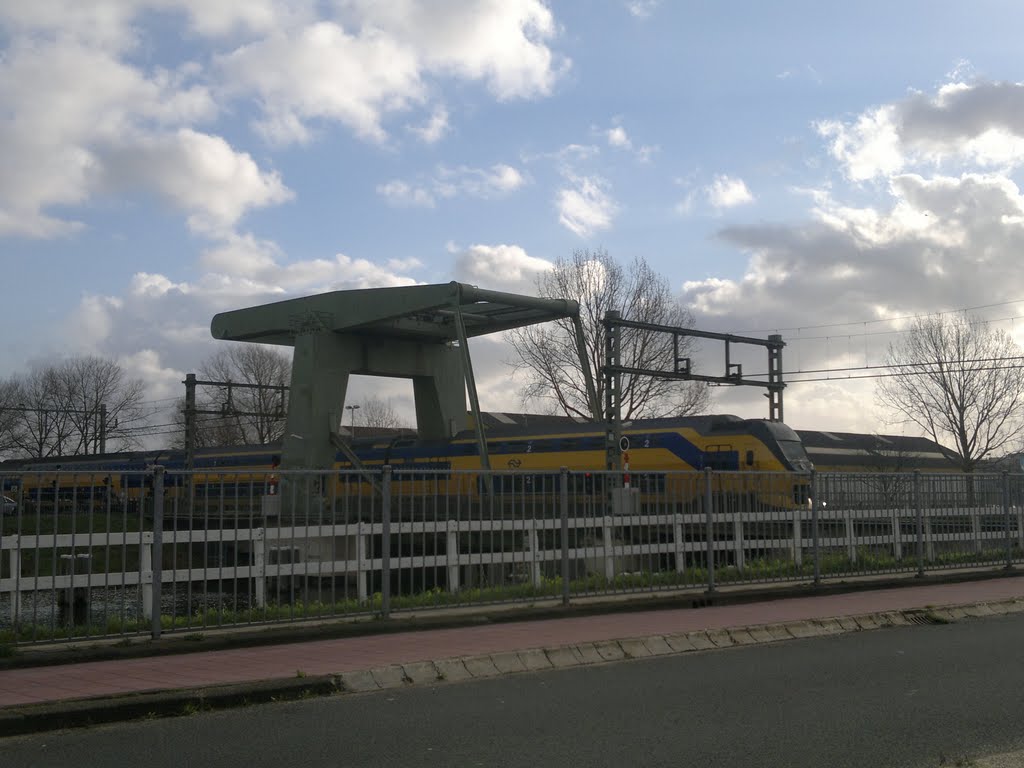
[795,429,959,471]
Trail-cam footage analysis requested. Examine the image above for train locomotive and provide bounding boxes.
[0,414,814,513]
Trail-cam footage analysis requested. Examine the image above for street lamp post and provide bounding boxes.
[345,404,360,436]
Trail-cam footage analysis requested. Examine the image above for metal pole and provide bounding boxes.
[705,467,715,594]
[151,465,164,640]
[1003,471,1013,570]
[184,374,196,473]
[560,466,570,607]
[767,334,784,423]
[381,465,392,619]
[604,311,622,474]
[99,403,107,454]
[914,471,924,578]
[811,470,820,585]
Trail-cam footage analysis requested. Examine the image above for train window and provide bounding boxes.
[745,450,754,466]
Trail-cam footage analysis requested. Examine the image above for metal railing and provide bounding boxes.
[2,467,1022,645]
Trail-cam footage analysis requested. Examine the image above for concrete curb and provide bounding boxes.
[3,568,1018,673]
[3,596,1022,738]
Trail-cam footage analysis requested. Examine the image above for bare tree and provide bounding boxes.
[54,357,145,453]
[358,396,406,432]
[196,345,291,445]
[0,378,24,458]
[3,358,144,458]
[860,434,916,509]
[7,367,72,457]
[169,397,246,450]
[507,249,710,420]
[876,314,1024,473]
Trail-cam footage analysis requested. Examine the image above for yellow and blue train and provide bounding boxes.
[0,414,814,509]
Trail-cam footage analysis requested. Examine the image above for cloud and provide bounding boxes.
[453,243,553,292]
[556,174,617,236]
[684,173,1024,371]
[607,126,632,149]
[219,22,425,144]
[220,2,567,145]
[343,0,567,101]
[378,163,526,207]
[602,121,658,162]
[625,1,661,18]
[100,129,293,234]
[0,1,299,46]
[376,180,437,208]
[818,78,1024,181]
[438,163,526,196]
[707,175,754,208]
[60,253,425,378]
[199,232,282,275]
[0,36,218,237]
[410,106,450,143]
[677,77,1024,433]
[118,349,185,403]
[0,2,568,238]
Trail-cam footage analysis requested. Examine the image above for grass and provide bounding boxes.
[4,544,1021,645]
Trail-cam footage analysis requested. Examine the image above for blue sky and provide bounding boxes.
[4,0,1024,439]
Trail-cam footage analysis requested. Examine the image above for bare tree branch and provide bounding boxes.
[507,249,710,420]
[876,314,1024,472]
[190,345,292,446]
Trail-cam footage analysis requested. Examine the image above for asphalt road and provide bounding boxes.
[7,614,1024,768]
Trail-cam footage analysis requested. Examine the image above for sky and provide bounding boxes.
[4,0,1024,446]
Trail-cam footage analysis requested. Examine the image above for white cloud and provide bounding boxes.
[625,1,661,18]
[199,232,282,275]
[220,2,567,145]
[100,129,293,234]
[377,180,437,208]
[707,175,754,208]
[556,174,617,237]
[118,349,185,403]
[66,295,123,350]
[59,253,425,389]
[410,106,450,143]
[0,1,302,46]
[607,126,631,149]
[818,78,1024,181]
[684,170,1024,342]
[602,121,657,162]
[220,22,425,144]
[378,163,526,207]
[0,1,568,239]
[439,163,526,196]
[343,0,567,101]
[817,106,904,182]
[0,36,217,237]
[454,243,552,292]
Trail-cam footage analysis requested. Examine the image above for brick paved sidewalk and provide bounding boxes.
[2,575,1023,714]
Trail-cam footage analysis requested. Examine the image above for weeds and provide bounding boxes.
[3,546,1019,645]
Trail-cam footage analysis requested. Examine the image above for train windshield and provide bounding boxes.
[777,439,811,469]
[758,421,813,471]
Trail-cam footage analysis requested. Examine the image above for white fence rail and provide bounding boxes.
[1,467,1022,645]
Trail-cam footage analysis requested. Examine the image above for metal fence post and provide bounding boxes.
[561,466,570,607]
[151,465,164,640]
[381,466,392,619]
[914,471,923,578]
[811,470,820,586]
[8,544,19,629]
[705,467,715,595]
[1003,471,1012,570]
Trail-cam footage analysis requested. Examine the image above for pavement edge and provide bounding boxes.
[4,596,1024,739]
